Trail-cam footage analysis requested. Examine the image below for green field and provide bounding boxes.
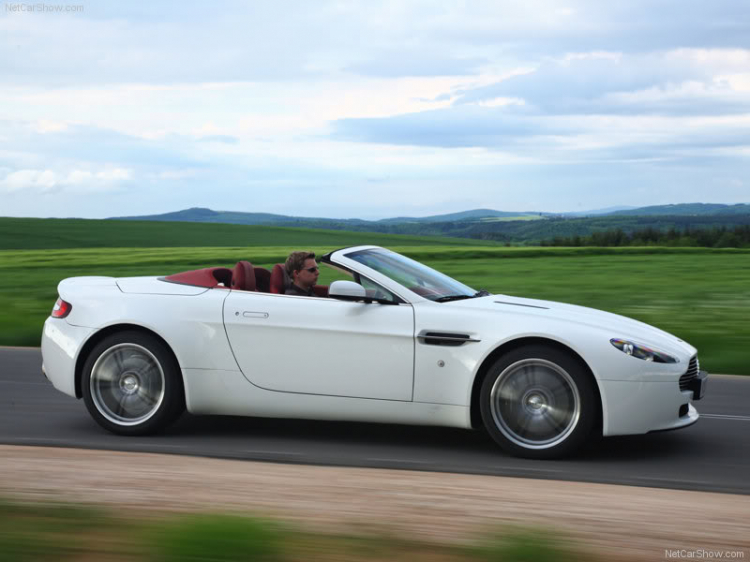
[0,217,499,250]
[1,218,748,374]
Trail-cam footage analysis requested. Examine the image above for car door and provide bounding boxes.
[223,290,415,401]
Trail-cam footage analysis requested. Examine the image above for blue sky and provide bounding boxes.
[1,0,748,219]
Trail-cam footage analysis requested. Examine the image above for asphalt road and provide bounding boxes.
[2,347,749,495]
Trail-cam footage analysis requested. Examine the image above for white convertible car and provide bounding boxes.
[41,245,707,458]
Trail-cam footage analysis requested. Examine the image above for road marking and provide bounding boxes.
[366,458,431,465]
[241,450,304,457]
[702,414,750,421]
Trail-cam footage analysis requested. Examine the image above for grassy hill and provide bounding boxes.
[610,203,750,216]
[0,217,499,251]
[99,204,750,245]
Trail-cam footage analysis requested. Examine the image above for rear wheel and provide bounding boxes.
[82,331,184,435]
[480,345,596,459]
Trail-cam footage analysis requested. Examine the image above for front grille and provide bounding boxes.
[679,356,699,391]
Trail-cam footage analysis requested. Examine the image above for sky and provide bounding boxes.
[1,0,749,220]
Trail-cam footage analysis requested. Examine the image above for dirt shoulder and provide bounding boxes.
[1,445,748,560]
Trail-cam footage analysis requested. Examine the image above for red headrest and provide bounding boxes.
[232,261,256,291]
[270,264,289,294]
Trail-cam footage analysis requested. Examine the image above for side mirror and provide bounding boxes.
[328,280,367,301]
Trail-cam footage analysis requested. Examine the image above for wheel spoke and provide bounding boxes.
[136,387,157,407]
[114,394,129,417]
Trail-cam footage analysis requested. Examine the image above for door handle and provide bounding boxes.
[242,312,269,319]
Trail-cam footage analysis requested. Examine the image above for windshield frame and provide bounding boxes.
[326,246,477,303]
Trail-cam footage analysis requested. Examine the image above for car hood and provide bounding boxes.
[451,294,695,356]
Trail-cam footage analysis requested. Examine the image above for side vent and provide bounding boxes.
[417,331,480,347]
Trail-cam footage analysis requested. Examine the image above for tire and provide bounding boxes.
[480,345,596,459]
[81,331,185,436]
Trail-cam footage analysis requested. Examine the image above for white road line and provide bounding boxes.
[242,450,304,457]
[130,443,188,449]
[701,414,750,421]
[366,458,431,465]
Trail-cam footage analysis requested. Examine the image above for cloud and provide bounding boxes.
[329,47,750,161]
[1,169,57,192]
[448,49,750,115]
[0,167,132,194]
[2,121,204,168]
[197,135,239,144]
[332,104,566,148]
[345,53,487,78]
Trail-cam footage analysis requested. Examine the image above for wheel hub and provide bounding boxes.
[525,392,546,412]
[120,373,140,395]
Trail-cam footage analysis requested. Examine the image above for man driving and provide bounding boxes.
[284,251,320,297]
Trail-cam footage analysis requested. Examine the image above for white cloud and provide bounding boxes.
[1,169,57,192]
[35,120,70,133]
[0,167,133,194]
[477,97,525,108]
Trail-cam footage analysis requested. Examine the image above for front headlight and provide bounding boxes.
[610,338,678,363]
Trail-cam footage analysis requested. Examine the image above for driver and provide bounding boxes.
[284,251,320,297]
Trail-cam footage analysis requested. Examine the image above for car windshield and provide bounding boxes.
[345,248,477,302]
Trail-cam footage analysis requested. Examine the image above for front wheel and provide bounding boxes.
[82,331,185,435]
[480,345,597,459]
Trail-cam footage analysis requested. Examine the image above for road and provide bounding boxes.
[2,347,748,494]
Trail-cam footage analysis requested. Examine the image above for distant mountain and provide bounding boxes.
[376,209,541,223]
[559,206,637,217]
[609,203,750,216]
[109,203,750,244]
[110,207,542,226]
[112,207,370,226]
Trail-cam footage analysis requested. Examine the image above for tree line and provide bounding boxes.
[539,225,750,248]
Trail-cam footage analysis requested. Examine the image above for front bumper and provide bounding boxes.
[599,372,708,437]
[687,370,709,401]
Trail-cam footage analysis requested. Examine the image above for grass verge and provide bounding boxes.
[0,498,598,562]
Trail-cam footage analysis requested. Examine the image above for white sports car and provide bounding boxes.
[41,245,708,458]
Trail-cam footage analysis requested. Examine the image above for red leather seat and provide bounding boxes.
[231,261,256,291]
[254,267,271,293]
[269,264,288,294]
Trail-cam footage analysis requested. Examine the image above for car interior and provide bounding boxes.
[163,261,329,297]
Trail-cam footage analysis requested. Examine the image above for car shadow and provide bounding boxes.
[168,413,490,450]
[165,413,703,462]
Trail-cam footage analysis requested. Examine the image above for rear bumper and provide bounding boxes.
[41,317,94,398]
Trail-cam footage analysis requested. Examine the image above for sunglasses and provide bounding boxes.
[302,266,319,273]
